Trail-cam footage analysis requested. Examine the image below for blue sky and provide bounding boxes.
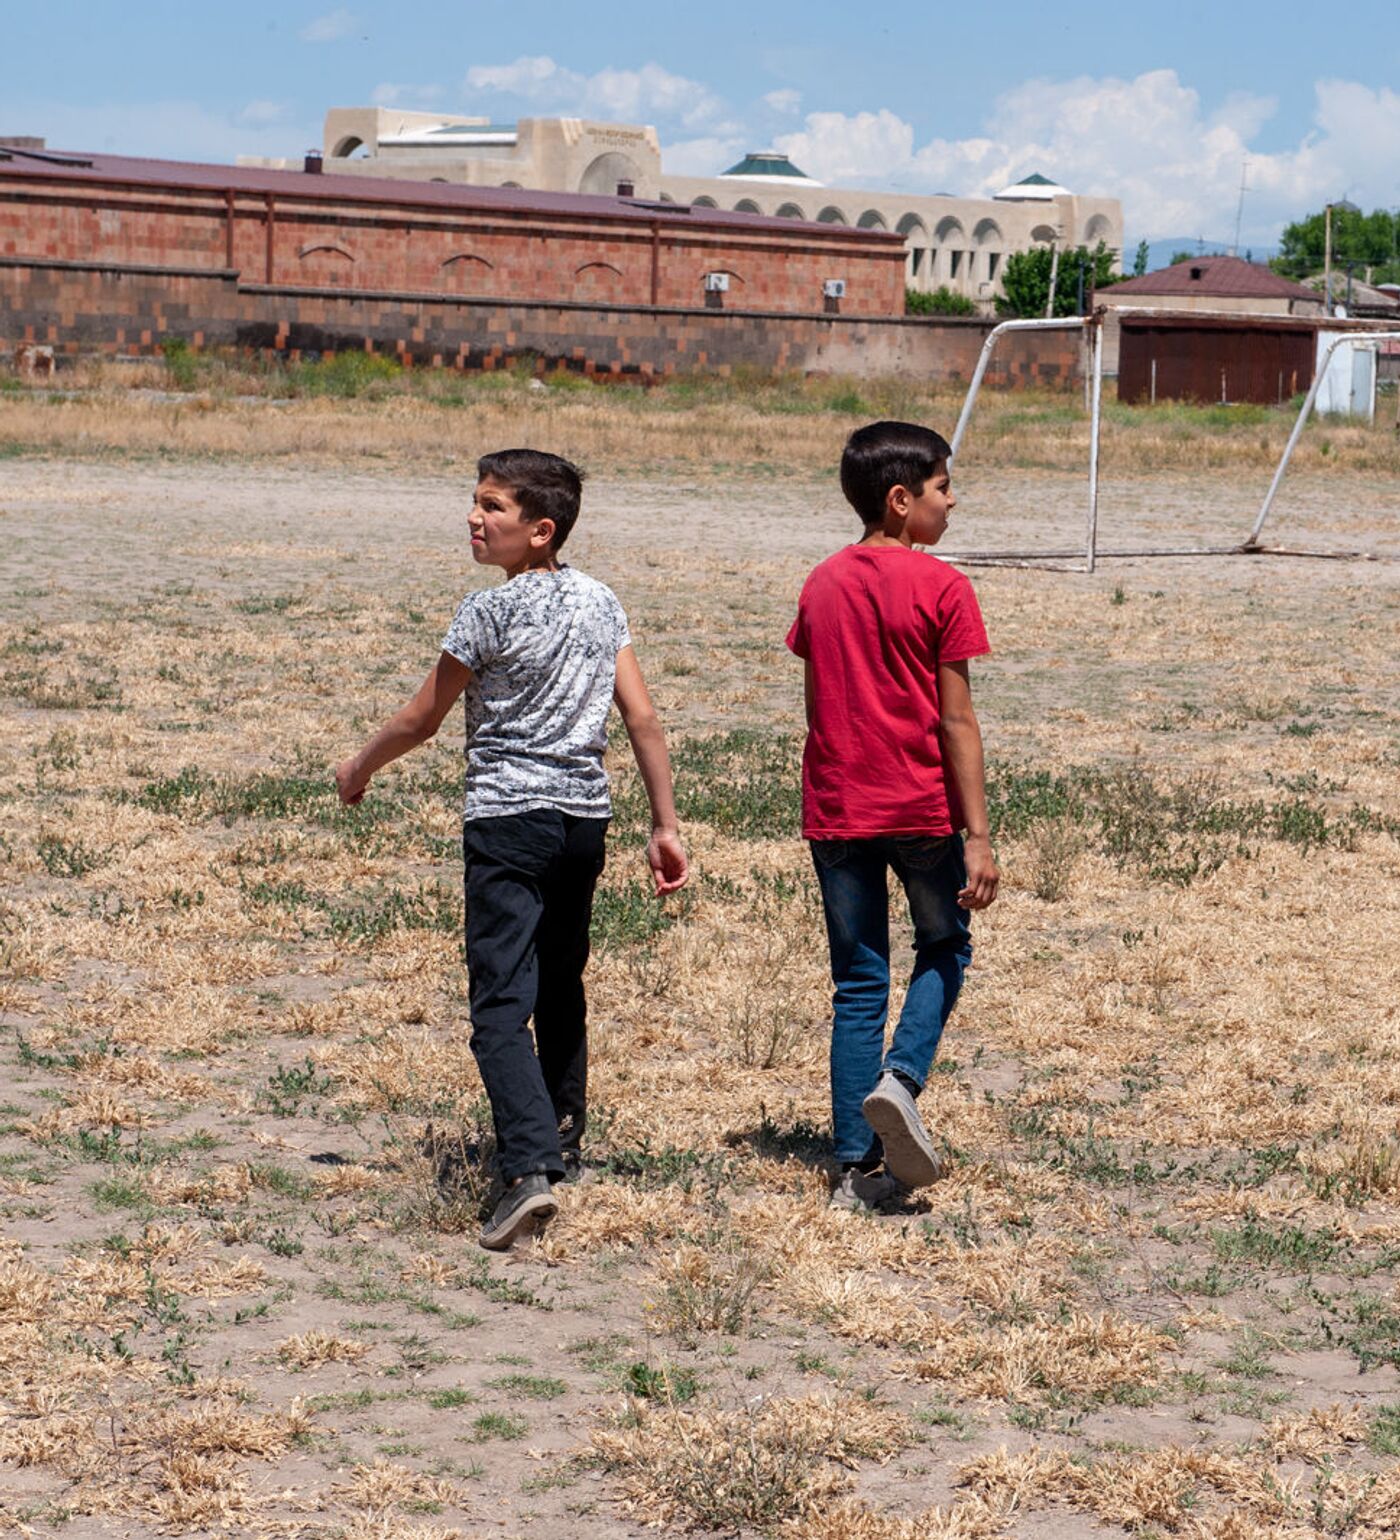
[6,1,1400,249]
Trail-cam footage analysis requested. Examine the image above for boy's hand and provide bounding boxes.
[646,828,689,896]
[959,833,999,909]
[335,756,370,806]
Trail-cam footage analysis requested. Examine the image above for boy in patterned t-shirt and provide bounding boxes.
[336,449,688,1250]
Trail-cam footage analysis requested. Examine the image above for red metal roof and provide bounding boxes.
[0,145,903,243]
[1108,255,1318,303]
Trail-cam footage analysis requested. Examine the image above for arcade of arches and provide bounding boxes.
[683,199,1116,296]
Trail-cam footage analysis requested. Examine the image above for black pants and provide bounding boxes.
[463,808,608,1183]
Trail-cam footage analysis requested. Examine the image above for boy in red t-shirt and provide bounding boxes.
[787,421,999,1211]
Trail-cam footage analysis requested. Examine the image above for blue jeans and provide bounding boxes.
[811,835,972,1165]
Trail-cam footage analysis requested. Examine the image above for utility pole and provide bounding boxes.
[1045,238,1061,319]
[1231,159,1249,257]
[1323,203,1333,315]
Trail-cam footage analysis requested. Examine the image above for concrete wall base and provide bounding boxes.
[1,257,1085,386]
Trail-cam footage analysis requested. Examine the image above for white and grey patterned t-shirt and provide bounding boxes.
[440,566,631,820]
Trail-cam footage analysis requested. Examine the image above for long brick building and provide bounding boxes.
[0,141,1086,385]
[250,109,1125,311]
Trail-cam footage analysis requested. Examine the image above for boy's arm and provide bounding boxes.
[613,645,688,896]
[936,659,999,909]
[335,652,473,805]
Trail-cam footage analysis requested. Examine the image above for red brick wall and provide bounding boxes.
[0,175,905,317]
[0,256,1087,387]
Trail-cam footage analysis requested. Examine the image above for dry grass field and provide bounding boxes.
[1,371,1399,1539]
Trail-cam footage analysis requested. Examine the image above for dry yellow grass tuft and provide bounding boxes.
[963,1441,1400,1536]
[276,1330,370,1368]
[593,1393,912,1530]
[777,1494,1014,1539]
[899,1311,1177,1402]
[332,1458,463,1512]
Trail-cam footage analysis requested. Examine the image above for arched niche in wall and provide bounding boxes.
[574,261,626,302]
[973,218,1004,286]
[298,242,356,285]
[897,213,929,279]
[816,206,847,225]
[692,196,718,208]
[934,217,968,283]
[775,202,805,219]
[1083,213,1112,246]
[857,209,888,229]
[578,152,644,195]
[1031,224,1058,244]
[733,198,762,214]
[330,136,366,159]
[440,253,495,291]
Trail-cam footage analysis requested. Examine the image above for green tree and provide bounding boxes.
[1132,239,1149,277]
[996,242,1121,318]
[905,285,977,316]
[1272,205,1400,283]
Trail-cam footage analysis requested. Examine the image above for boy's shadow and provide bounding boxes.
[724,1105,831,1173]
[725,1106,934,1215]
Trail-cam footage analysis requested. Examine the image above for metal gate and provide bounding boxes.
[1118,316,1316,405]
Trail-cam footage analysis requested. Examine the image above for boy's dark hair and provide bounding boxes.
[839,421,951,526]
[477,448,585,550]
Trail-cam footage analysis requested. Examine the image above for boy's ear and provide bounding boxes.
[886,483,912,519]
[528,517,557,549]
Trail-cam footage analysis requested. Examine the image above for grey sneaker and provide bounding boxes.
[479,1173,557,1251]
[861,1072,946,1188]
[830,1166,905,1213]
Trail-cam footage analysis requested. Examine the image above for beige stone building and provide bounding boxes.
[245,108,1123,310]
[660,162,1121,309]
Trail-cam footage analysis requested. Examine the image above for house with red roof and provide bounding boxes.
[1097,256,1325,383]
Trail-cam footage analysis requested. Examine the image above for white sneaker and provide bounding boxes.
[829,1166,905,1213]
[862,1072,946,1188]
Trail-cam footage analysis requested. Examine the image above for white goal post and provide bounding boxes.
[947,314,1398,570]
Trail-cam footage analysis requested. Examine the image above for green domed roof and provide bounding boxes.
[721,152,811,179]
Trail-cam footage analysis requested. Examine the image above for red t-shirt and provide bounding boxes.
[786,544,990,839]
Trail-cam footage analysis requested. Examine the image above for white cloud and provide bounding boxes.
[465,55,726,131]
[371,82,444,108]
[771,71,1400,245]
[776,108,914,185]
[15,98,319,164]
[662,135,746,176]
[239,99,286,125]
[299,9,358,43]
[762,88,801,116]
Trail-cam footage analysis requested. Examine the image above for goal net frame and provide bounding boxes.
[946,315,1398,571]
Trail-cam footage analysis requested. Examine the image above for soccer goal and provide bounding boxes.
[947,316,1399,571]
